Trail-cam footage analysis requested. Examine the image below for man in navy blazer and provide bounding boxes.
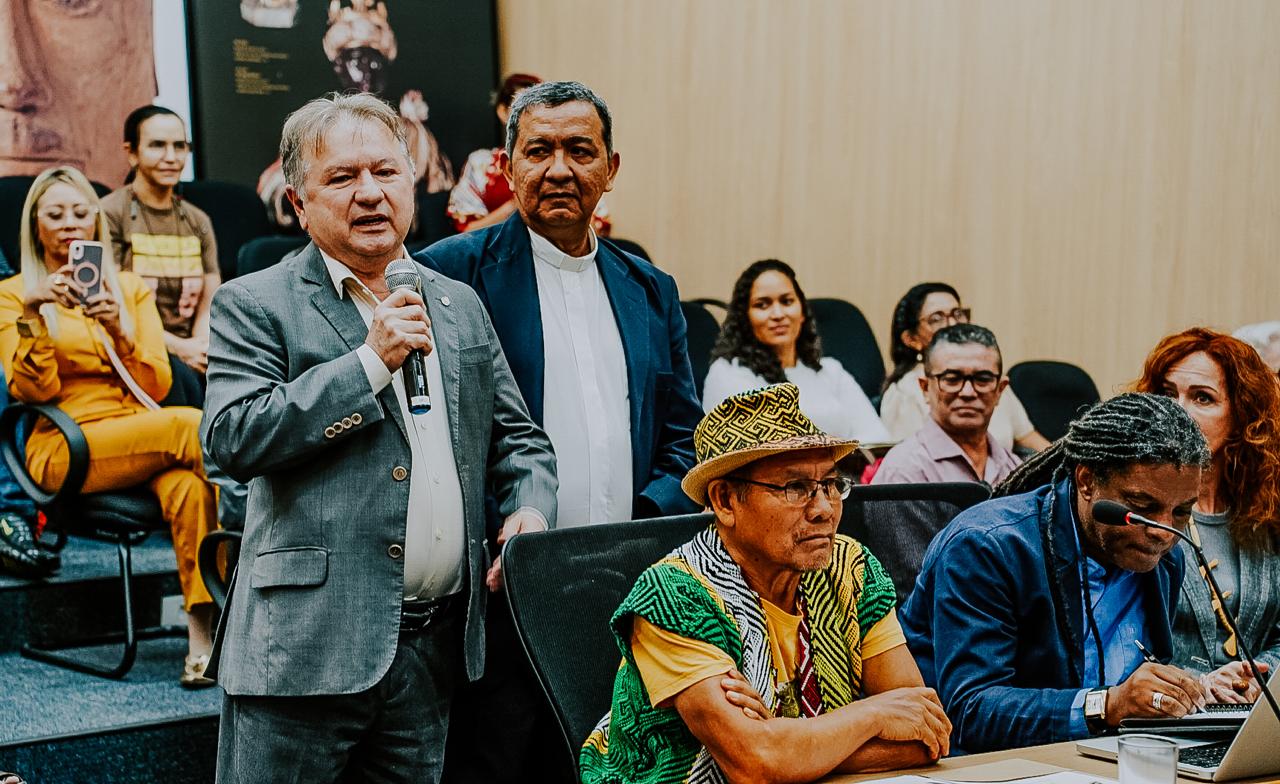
[416,81,700,782]
[900,394,1261,753]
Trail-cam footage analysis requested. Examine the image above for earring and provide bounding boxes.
[916,352,923,362]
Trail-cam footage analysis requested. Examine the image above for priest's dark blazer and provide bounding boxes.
[416,212,701,520]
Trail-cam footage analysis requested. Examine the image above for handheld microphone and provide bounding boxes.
[1093,499,1280,722]
[384,259,431,414]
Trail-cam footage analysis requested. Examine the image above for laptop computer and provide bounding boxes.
[1076,673,1280,781]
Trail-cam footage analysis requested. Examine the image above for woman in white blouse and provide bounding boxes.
[701,260,890,442]
[880,282,1050,452]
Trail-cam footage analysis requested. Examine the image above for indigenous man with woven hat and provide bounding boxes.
[580,384,952,783]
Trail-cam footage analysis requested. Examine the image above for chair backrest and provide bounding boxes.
[680,300,721,399]
[236,235,308,278]
[808,298,885,403]
[1007,360,1101,442]
[608,237,651,262]
[179,180,271,281]
[0,176,36,271]
[503,513,712,770]
[837,482,990,605]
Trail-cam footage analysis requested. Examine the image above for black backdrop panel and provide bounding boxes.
[187,0,498,187]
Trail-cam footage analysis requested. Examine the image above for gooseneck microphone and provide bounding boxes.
[1092,499,1280,723]
[384,259,431,414]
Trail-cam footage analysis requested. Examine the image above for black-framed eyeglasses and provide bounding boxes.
[926,370,1001,394]
[727,475,853,505]
[920,307,972,330]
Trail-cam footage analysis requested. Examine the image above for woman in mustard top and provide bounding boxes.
[0,167,217,688]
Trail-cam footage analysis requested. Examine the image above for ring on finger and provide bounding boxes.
[1152,692,1165,711]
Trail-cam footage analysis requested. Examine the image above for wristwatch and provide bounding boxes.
[1084,688,1110,734]
[16,317,45,339]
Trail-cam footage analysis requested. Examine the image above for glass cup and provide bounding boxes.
[1118,734,1180,784]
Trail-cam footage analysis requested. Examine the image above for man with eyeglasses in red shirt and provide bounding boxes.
[873,324,1022,487]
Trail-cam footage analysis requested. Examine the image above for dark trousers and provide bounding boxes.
[215,609,460,784]
[442,592,574,784]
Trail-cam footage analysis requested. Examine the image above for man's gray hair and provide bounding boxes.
[279,92,412,198]
[924,323,1002,373]
[504,81,613,158]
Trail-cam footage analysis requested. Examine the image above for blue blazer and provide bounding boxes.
[899,478,1184,753]
[416,213,701,519]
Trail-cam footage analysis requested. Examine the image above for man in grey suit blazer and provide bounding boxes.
[203,93,557,784]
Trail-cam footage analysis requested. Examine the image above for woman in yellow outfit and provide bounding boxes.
[0,167,217,688]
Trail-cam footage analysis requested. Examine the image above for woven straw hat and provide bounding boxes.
[681,383,858,505]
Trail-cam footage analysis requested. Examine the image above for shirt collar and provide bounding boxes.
[528,228,597,273]
[319,248,405,299]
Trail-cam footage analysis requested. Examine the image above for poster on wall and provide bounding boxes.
[187,0,498,233]
[0,0,156,188]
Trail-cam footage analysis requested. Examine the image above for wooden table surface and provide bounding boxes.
[823,740,1280,784]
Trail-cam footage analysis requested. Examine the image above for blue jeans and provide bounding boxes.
[0,369,36,521]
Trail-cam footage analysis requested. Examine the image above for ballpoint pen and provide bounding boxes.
[1134,639,1161,664]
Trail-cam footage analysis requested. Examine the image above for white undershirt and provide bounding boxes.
[321,251,465,600]
[529,229,633,527]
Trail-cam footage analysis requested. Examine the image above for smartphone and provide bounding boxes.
[68,240,105,304]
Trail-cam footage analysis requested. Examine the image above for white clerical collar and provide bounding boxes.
[320,248,407,299]
[528,228,597,273]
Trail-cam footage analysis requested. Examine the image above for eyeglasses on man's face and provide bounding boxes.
[728,475,853,505]
[920,307,972,330]
[926,370,1001,394]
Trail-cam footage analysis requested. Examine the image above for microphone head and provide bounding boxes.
[384,258,420,292]
[1092,500,1132,527]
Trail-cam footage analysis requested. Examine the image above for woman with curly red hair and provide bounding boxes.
[1135,327,1280,700]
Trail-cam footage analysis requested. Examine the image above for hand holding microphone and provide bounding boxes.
[366,287,433,372]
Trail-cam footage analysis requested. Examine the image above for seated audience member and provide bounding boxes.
[873,324,1021,486]
[581,384,952,783]
[881,283,1050,452]
[0,167,218,687]
[1135,328,1280,683]
[1233,321,1280,376]
[447,72,611,235]
[101,106,218,407]
[899,393,1267,753]
[702,259,890,442]
[0,364,50,578]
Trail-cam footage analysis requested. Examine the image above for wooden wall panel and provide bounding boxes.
[497,0,1280,394]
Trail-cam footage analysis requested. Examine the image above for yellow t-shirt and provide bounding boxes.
[630,600,906,708]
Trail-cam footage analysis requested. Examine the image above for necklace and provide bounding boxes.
[1186,515,1239,658]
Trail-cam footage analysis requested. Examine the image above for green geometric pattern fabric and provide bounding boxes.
[579,526,898,784]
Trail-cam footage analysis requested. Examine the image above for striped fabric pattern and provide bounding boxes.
[580,526,897,783]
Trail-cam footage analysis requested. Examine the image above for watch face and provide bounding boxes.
[1085,690,1105,715]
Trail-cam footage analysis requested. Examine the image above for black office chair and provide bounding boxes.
[809,298,885,404]
[503,513,712,778]
[0,404,181,678]
[680,300,721,399]
[236,235,308,278]
[837,482,990,605]
[180,180,272,282]
[0,176,37,270]
[1008,360,1101,442]
[608,238,651,262]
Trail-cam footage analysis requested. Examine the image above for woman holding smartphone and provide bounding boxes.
[0,167,218,688]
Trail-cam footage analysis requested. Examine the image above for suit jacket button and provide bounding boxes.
[392,466,409,481]
[351,413,363,425]
[388,544,404,559]
[341,417,353,428]
[324,426,336,439]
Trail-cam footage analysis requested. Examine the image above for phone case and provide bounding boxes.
[68,240,105,303]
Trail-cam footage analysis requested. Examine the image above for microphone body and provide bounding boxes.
[384,259,431,414]
[1092,500,1280,723]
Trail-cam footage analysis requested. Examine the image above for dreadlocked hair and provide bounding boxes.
[995,392,1210,497]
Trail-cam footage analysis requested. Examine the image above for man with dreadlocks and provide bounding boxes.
[900,393,1262,752]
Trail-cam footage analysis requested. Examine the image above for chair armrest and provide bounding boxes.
[197,529,241,611]
[0,402,90,507]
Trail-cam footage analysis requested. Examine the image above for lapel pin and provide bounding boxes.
[439,296,451,306]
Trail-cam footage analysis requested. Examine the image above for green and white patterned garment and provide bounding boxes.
[579,525,897,784]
